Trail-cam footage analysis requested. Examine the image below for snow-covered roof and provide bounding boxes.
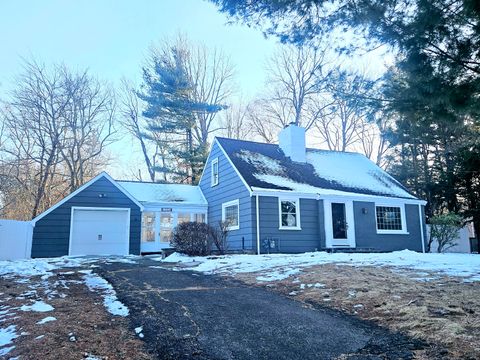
[116,181,207,206]
[216,137,417,200]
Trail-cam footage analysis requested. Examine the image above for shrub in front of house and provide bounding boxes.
[172,222,212,256]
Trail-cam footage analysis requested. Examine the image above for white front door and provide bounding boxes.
[69,208,130,256]
[324,200,356,248]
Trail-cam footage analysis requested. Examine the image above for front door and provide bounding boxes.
[141,211,174,253]
[324,200,356,248]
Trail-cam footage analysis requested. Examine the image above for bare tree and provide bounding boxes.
[219,101,250,140]
[119,79,172,182]
[264,44,333,130]
[246,99,282,143]
[61,71,116,192]
[315,70,377,152]
[0,60,115,219]
[2,61,72,217]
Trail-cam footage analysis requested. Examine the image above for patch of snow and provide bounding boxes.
[36,316,57,324]
[84,353,101,360]
[238,151,285,175]
[35,335,45,340]
[83,273,129,317]
[256,268,300,282]
[306,151,415,199]
[20,301,54,312]
[134,326,143,334]
[0,256,142,280]
[0,345,15,356]
[161,250,480,282]
[0,325,18,354]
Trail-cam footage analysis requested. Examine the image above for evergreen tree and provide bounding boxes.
[138,46,223,184]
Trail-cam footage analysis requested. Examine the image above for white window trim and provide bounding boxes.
[222,199,240,231]
[211,158,219,187]
[278,197,302,230]
[375,203,409,235]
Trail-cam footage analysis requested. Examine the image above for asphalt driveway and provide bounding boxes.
[96,259,423,360]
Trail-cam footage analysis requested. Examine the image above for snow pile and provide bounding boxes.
[82,272,129,316]
[161,250,480,282]
[20,301,54,312]
[0,324,18,356]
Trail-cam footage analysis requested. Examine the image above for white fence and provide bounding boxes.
[0,219,33,260]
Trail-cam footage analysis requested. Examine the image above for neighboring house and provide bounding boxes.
[29,123,427,258]
[199,124,427,254]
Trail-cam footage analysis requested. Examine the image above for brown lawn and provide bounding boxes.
[0,270,151,360]
[234,264,480,360]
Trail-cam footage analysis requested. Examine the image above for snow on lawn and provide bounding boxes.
[20,301,54,312]
[161,250,480,282]
[82,271,129,317]
[0,325,18,356]
[0,255,141,279]
[36,316,56,325]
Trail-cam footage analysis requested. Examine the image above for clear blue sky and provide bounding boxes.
[0,0,278,98]
[0,0,388,179]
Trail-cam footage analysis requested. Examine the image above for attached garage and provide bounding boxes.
[69,207,130,256]
[31,172,143,258]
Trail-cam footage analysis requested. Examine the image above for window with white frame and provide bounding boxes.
[279,198,301,229]
[211,158,219,186]
[222,199,239,230]
[375,205,405,232]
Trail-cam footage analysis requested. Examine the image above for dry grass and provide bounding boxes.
[0,270,151,360]
[235,264,480,360]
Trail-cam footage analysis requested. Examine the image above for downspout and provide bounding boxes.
[418,204,426,253]
[256,194,261,255]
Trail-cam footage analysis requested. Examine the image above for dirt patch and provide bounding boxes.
[234,264,480,360]
[0,270,151,360]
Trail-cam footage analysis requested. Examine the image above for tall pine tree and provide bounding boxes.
[138,46,224,184]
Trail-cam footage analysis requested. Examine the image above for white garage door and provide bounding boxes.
[70,208,130,256]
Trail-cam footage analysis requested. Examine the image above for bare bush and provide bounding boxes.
[172,222,212,256]
[209,221,230,255]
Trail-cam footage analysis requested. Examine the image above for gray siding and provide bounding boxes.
[353,201,425,251]
[199,142,255,251]
[258,197,321,253]
[32,177,141,258]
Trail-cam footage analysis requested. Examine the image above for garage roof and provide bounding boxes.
[117,181,207,206]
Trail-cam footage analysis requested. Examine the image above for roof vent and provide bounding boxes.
[278,123,306,162]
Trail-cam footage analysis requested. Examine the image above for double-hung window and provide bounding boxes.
[279,198,301,230]
[222,199,239,230]
[211,158,219,186]
[375,205,407,234]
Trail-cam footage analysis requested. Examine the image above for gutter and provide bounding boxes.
[256,194,261,255]
[418,204,426,253]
